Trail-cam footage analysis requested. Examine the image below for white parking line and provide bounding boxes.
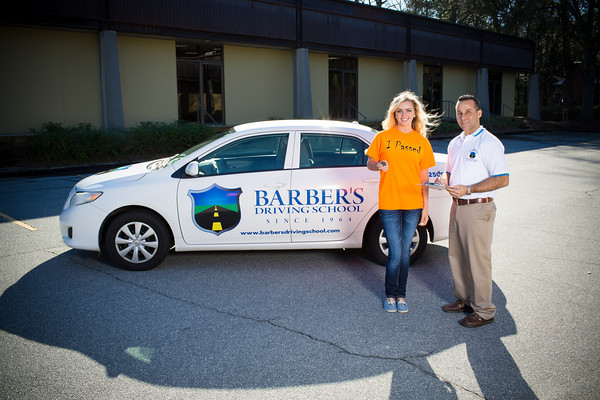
[0,211,38,231]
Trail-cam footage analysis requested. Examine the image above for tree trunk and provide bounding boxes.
[559,0,574,107]
[579,48,597,121]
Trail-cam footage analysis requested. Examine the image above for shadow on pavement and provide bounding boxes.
[0,247,536,398]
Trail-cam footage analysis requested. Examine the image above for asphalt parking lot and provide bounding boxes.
[0,130,599,399]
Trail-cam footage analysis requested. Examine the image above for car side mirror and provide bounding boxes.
[185,161,199,177]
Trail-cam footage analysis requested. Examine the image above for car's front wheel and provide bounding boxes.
[103,211,171,271]
[367,217,428,266]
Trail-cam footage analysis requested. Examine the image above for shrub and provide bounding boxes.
[432,120,460,136]
[125,121,215,159]
[34,122,123,165]
[540,106,575,121]
[33,121,217,166]
[482,114,521,130]
[507,105,599,121]
[514,105,527,116]
[431,115,519,136]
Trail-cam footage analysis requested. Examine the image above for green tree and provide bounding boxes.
[564,0,599,121]
[353,0,403,10]
[357,0,598,120]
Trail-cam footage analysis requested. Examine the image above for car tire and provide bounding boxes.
[367,217,428,266]
[103,211,171,271]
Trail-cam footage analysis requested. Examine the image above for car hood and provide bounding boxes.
[75,160,160,189]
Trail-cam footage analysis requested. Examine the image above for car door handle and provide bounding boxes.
[264,182,287,188]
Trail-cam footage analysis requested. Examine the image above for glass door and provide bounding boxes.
[329,56,358,120]
[488,71,502,115]
[176,43,224,124]
[423,65,442,113]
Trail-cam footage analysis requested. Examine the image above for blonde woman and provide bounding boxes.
[366,91,439,313]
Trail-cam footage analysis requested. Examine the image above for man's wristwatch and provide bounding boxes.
[466,186,472,195]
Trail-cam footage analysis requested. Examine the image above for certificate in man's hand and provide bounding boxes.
[419,182,448,190]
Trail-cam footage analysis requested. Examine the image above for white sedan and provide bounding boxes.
[60,120,451,270]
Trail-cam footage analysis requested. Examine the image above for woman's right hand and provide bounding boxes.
[377,160,389,172]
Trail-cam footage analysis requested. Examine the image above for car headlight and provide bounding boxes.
[69,191,103,207]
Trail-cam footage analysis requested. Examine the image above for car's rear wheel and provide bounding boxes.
[103,211,171,271]
[367,217,428,266]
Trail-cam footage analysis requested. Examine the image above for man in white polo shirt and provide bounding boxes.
[437,94,509,328]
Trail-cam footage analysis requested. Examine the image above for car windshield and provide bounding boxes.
[164,131,230,167]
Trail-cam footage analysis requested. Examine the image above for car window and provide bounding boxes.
[197,134,288,175]
[299,133,368,168]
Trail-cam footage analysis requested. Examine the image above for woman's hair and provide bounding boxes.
[381,91,440,137]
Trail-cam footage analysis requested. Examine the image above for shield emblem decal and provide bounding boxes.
[188,184,243,235]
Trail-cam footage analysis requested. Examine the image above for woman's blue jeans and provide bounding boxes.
[380,209,422,298]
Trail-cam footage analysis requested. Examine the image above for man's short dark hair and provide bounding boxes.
[457,94,481,110]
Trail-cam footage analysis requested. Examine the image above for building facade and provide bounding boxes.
[0,0,535,134]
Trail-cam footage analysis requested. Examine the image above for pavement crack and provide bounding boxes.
[585,188,599,198]
[45,247,68,257]
[538,254,600,267]
[75,257,484,397]
[0,246,66,262]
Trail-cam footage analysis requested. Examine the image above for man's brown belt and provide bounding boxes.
[455,197,494,206]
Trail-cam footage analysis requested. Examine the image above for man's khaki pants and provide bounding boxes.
[448,201,497,319]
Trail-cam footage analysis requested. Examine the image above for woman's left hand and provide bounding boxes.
[418,213,429,226]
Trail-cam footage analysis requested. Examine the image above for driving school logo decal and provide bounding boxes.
[188,184,242,235]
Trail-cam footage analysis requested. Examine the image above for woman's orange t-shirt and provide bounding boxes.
[366,127,436,210]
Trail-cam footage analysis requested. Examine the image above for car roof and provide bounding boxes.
[233,119,379,136]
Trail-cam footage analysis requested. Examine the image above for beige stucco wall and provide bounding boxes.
[308,52,329,120]
[358,58,403,123]
[0,27,178,134]
[0,27,102,134]
[443,66,477,106]
[117,36,178,127]
[443,68,516,117]
[502,72,516,116]
[0,27,518,134]
[224,45,294,125]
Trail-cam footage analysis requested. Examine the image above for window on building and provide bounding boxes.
[488,71,502,115]
[176,43,224,124]
[329,56,358,120]
[423,65,442,114]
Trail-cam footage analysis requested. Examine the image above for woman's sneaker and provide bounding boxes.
[383,297,397,312]
[396,298,409,313]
